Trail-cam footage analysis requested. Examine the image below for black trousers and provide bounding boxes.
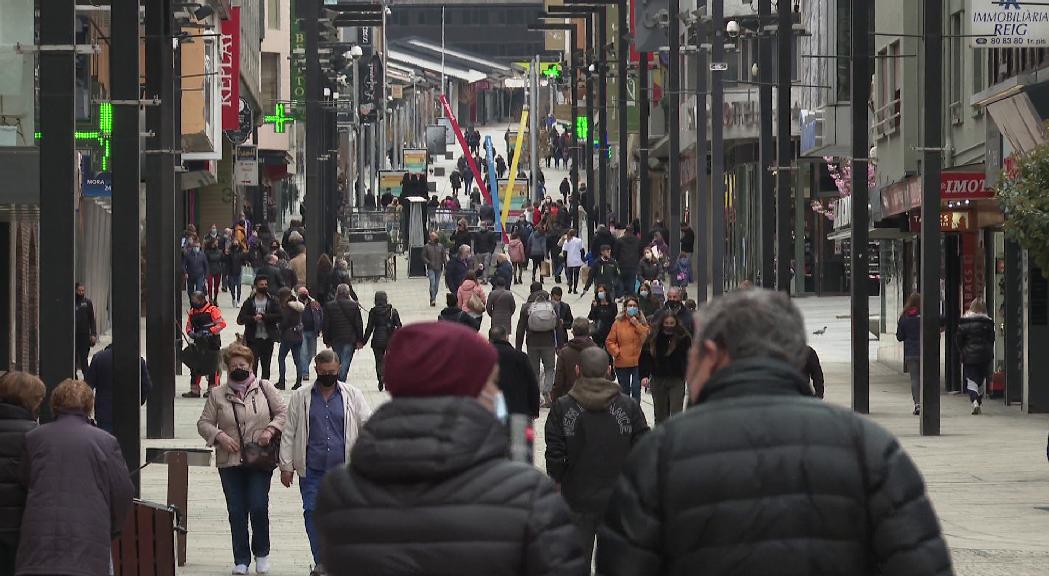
[249,339,276,380]
[373,347,387,384]
[75,333,92,376]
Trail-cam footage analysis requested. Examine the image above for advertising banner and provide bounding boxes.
[403,148,428,174]
[220,7,241,130]
[497,179,530,215]
[970,0,1049,48]
[378,170,407,197]
[290,0,305,116]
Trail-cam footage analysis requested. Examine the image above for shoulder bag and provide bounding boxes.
[229,384,281,472]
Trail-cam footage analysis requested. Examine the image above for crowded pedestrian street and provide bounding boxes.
[8,1,1049,575]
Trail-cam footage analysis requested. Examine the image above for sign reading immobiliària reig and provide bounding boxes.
[971,0,1049,47]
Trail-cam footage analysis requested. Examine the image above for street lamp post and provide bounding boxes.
[850,0,871,415]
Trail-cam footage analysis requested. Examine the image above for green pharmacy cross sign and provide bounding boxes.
[34,102,113,170]
[264,103,294,134]
[575,116,588,140]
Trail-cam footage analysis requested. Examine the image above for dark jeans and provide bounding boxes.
[218,466,272,567]
[616,367,641,400]
[964,363,989,404]
[373,347,387,386]
[619,268,638,296]
[566,266,581,291]
[187,274,206,301]
[300,468,326,565]
[570,509,601,569]
[227,273,242,304]
[249,339,276,380]
[278,339,303,384]
[334,342,356,382]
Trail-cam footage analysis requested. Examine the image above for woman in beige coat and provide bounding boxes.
[198,343,287,575]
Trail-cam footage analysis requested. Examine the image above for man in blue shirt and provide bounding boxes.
[278,350,371,576]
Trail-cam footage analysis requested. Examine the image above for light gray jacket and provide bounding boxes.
[278,381,372,476]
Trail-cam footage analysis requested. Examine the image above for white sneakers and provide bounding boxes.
[232,565,248,575]
[972,400,982,415]
[255,556,270,574]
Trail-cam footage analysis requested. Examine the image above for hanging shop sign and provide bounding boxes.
[220,7,241,130]
[235,145,258,186]
[225,97,253,145]
[881,172,993,216]
[970,0,1049,48]
[290,0,305,116]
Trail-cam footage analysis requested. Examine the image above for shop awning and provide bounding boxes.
[986,91,1046,156]
[387,49,488,84]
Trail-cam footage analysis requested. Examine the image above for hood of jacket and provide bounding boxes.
[565,337,595,352]
[351,397,507,483]
[439,307,464,321]
[568,376,620,411]
[961,312,991,321]
[460,279,480,293]
[287,300,305,313]
[695,358,811,405]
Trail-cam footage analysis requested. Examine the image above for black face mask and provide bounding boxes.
[298,295,308,303]
[191,301,206,309]
[668,301,682,310]
[316,374,338,387]
[229,368,250,382]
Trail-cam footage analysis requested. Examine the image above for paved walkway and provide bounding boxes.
[134,273,1049,575]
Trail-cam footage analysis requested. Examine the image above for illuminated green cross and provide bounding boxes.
[575,116,589,140]
[34,102,113,170]
[264,103,293,134]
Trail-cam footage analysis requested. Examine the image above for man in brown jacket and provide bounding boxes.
[551,318,597,401]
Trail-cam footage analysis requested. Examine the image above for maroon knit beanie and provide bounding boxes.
[384,322,497,398]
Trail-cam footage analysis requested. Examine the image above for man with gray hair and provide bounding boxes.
[597,289,952,576]
[546,347,647,566]
[445,244,472,295]
[650,286,692,336]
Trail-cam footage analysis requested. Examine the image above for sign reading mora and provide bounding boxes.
[970,0,1049,47]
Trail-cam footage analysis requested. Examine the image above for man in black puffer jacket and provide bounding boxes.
[597,289,953,576]
[546,347,647,566]
[317,322,586,576]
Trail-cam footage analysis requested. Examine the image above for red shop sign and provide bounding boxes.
[220,8,241,130]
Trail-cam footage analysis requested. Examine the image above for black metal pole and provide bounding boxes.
[585,15,596,228]
[305,0,323,291]
[668,0,681,257]
[570,26,580,230]
[711,0,725,296]
[598,8,609,226]
[695,43,708,303]
[110,0,142,484]
[759,0,775,288]
[639,52,650,230]
[921,0,942,436]
[617,0,629,221]
[850,0,870,415]
[145,0,176,438]
[776,0,792,293]
[38,0,76,416]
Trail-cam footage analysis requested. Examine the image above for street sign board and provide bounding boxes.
[235,145,258,186]
[710,62,729,71]
[970,0,1049,47]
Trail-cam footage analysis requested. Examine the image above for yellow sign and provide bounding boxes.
[501,110,529,227]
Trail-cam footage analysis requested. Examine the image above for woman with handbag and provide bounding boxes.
[604,296,651,400]
[197,344,287,575]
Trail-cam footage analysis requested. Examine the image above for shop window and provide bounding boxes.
[267,0,280,30]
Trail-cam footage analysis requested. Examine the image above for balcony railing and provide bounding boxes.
[873,91,901,140]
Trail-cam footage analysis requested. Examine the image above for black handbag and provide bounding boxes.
[229,385,280,472]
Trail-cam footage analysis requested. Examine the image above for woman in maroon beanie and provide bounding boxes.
[315,322,586,576]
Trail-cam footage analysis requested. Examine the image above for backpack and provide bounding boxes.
[528,296,558,332]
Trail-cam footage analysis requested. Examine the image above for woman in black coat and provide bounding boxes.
[588,284,618,351]
[639,313,691,424]
[0,372,44,574]
[956,298,995,415]
[363,291,402,391]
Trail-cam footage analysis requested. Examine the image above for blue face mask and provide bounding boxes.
[640,290,650,297]
[493,391,508,423]
[597,292,607,301]
[627,306,639,317]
